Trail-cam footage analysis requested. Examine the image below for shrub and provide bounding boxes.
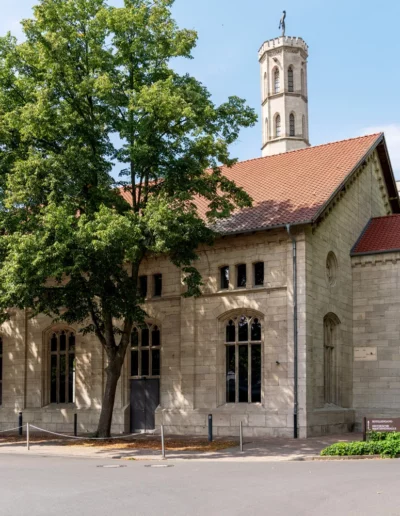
[321,437,400,458]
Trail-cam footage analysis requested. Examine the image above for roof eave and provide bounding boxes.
[215,219,311,238]
[351,248,400,258]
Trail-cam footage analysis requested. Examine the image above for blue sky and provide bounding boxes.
[2,0,400,175]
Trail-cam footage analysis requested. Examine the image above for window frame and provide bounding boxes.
[139,275,148,299]
[130,324,161,379]
[274,68,280,94]
[153,274,162,297]
[253,262,264,287]
[288,66,294,92]
[289,113,295,137]
[220,266,230,290]
[275,114,281,138]
[225,316,262,404]
[49,330,76,405]
[236,264,247,288]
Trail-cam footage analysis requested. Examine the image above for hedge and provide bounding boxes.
[320,432,400,458]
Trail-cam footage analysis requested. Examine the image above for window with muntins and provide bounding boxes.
[236,264,247,288]
[274,68,280,93]
[225,316,262,403]
[153,274,162,297]
[288,66,294,92]
[130,324,161,378]
[0,337,3,406]
[289,113,295,137]
[253,262,264,286]
[50,330,75,404]
[220,266,229,290]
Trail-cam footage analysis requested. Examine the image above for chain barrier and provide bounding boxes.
[29,424,144,441]
[0,425,24,434]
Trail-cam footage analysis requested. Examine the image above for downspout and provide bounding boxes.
[286,225,298,439]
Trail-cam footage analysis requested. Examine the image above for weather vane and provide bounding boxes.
[279,10,286,37]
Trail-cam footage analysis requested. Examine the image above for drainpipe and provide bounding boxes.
[286,225,298,439]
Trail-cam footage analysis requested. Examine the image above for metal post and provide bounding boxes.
[18,412,23,437]
[240,421,243,452]
[26,423,30,451]
[161,424,166,459]
[208,414,213,442]
[362,417,367,442]
[74,413,78,437]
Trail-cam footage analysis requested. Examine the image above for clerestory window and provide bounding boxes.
[225,316,262,403]
[275,114,281,138]
[288,66,294,92]
[274,68,280,93]
[289,113,295,137]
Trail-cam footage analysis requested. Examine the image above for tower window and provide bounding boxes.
[275,115,281,138]
[302,115,306,138]
[253,262,264,286]
[301,68,305,94]
[264,118,268,143]
[288,66,294,92]
[274,68,280,94]
[220,266,230,290]
[289,113,295,137]
[264,72,268,98]
[236,264,247,288]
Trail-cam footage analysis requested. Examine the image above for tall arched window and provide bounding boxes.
[324,314,340,405]
[288,66,294,92]
[275,114,281,138]
[301,68,305,94]
[289,113,295,136]
[264,117,268,142]
[130,323,161,378]
[225,316,262,403]
[50,330,75,404]
[264,72,268,98]
[302,115,306,138]
[274,68,280,93]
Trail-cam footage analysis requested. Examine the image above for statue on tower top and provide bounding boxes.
[279,11,286,37]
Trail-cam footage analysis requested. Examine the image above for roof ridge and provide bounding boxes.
[223,132,383,168]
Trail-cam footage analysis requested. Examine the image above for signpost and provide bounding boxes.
[362,417,400,441]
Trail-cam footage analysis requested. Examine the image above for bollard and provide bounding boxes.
[208,414,213,442]
[26,423,30,451]
[240,421,243,452]
[161,424,166,460]
[18,412,23,437]
[74,413,78,437]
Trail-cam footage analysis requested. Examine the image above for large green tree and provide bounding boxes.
[0,0,256,436]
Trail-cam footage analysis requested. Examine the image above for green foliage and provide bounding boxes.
[321,433,400,458]
[0,0,257,434]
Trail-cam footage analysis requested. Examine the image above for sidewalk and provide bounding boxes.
[0,433,361,462]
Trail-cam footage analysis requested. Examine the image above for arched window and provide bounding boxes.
[50,330,75,404]
[288,66,294,92]
[0,337,3,406]
[302,115,306,138]
[264,117,268,142]
[324,314,340,405]
[275,114,281,138]
[301,68,305,94]
[264,72,268,98]
[130,323,161,378]
[225,316,262,403]
[289,113,295,137]
[274,68,280,93]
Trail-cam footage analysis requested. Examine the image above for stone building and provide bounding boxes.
[0,32,400,438]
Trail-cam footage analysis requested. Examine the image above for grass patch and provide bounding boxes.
[321,432,400,458]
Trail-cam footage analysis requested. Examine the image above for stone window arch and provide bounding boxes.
[289,113,295,137]
[264,117,269,143]
[288,66,294,92]
[273,67,280,94]
[130,323,161,378]
[224,314,262,404]
[324,313,341,406]
[264,72,268,98]
[275,114,281,138]
[48,329,76,404]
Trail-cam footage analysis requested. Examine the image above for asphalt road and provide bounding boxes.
[1,455,400,516]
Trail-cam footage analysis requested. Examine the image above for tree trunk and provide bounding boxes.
[96,359,123,437]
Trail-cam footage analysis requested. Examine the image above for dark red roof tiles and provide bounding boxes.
[352,215,400,255]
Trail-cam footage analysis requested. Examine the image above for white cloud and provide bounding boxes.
[362,124,400,178]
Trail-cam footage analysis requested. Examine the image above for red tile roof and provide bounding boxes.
[119,133,398,235]
[352,215,400,255]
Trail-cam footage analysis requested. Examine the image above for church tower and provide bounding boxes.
[259,31,310,157]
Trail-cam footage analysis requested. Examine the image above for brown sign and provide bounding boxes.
[366,418,400,432]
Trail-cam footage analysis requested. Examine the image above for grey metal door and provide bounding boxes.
[130,379,159,432]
